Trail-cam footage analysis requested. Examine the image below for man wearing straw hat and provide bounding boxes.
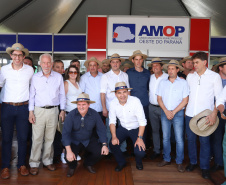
[0,43,34,179]
[148,58,168,160]
[178,56,194,79]
[157,60,189,173]
[62,93,108,177]
[109,82,146,171]
[100,53,130,154]
[101,59,110,74]
[185,52,222,179]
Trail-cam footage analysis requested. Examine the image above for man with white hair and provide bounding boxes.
[28,53,66,175]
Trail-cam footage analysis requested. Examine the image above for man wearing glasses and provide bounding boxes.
[0,43,34,179]
[62,93,108,177]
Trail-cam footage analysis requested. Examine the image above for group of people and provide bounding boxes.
[0,43,226,183]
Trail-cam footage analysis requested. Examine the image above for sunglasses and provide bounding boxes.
[68,71,77,74]
[81,117,85,127]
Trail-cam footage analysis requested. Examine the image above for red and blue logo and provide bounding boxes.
[113,24,135,43]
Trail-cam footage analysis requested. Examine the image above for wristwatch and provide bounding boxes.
[138,136,143,139]
[102,143,108,147]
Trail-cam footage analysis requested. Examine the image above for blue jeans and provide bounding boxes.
[185,116,210,169]
[1,103,30,168]
[161,109,184,164]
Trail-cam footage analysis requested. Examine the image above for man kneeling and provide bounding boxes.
[62,93,109,177]
[109,82,147,171]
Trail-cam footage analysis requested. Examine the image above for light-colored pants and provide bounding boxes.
[29,106,59,167]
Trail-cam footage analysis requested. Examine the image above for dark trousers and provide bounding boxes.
[1,103,29,168]
[53,130,63,158]
[110,126,146,166]
[65,136,102,169]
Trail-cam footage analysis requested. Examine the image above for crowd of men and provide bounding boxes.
[0,43,226,183]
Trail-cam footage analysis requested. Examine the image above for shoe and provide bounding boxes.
[1,168,10,179]
[136,163,143,170]
[18,165,29,176]
[210,164,224,172]
[157,160,171,167]
[85,166,96,174]
[67,168,75,177]
[44,164,56,171]
[29,167,39,175]
[202,169,211,179]
[77,155,81,161]
[150,152,160,160]
[53,156,61,164]
[115,164,126,172]
[61,153,67,164]
[186,163,198,172]
[177,164,185,173]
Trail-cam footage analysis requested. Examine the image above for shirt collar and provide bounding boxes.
[9,62,27,70]
[88,71,102,77]
[75,107,92,116]
[38,70,54,77]
[110,69,122,75]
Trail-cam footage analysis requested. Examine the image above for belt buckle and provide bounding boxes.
[13,102,19,106]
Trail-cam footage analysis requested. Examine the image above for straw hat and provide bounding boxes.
[147,57,163,67]
[108,53,125,63]
[129,50,147,61]
[6,43,29,57]
[213,57,226,73]
[84,57,102,68]
[102,59,109,65]
[163,60,184,71]
[71,93,95,104]
[179,56,192,65]
[111,82,133,92]
[189,109,219,137]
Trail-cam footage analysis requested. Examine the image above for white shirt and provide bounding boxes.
[149,72,168,105]
[186,68,223,117]
[216,86,226,108]
[79,71,103,112]
[0,63,34,102]
[157,76,189,110]
[109,95,147,130]
[100,69,130,110]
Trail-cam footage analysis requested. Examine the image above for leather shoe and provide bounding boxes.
[67,168,75,177]
[150,152,160,160]
[18,166,29,176]
[210,164,224,172]
[85,166,96,174]
[136,163,143,170]
[29,167,39,175]
[44,164,56,171]
[177,164,185,173]
[115,164,126,172]
[157,160,171,167]
[1,168,10,179]
[202,169,211,179]
[186,163,198,172]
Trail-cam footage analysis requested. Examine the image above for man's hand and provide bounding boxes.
[217,104,225,114]
[59,110,65,122]
[111,136,119,145]
[164,110,174,120]
[206,111,217,126]
[102,108,108,117]
[101,146,109,155]
[29,111,36,124]
[66,151,76,162]
[134,138,146,151]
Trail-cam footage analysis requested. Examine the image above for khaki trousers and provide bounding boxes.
[29,106,59,167]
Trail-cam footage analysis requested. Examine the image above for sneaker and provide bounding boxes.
[61,153,67,164]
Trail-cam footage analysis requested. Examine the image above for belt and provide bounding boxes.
[4,101,28,106]
[40,105,58,109]
[150,104,160,107]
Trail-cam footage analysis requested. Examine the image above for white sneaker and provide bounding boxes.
[77,155,81,161]
[61,153,67,164]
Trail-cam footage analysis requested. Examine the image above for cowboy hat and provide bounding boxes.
[84,57,102,68]
[213,57,226,73]
[163,59,184,71]
[129,50,147,61]
[102,59,110,65]
[71,93,95,104]
[6,43,29,57]
[108,53,125,63]
[147,57,163,67]
[189,109,219,137]
[179,56,192,65]
[111,82,133,92]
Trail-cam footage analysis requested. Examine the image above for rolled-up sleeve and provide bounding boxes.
[134,98,147,127]
[216,86,226,108]
[109,101,117,126]
[214,74,223,100]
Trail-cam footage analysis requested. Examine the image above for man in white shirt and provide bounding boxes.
[148,58,168,160]
[185,52,223,179]
[100,53,130,153]
[157,60,189,173]
[109,82,146,171]
[79,57,103,115]
[0,43,34,179]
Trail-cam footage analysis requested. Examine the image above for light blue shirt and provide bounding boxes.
[79,71,103,112]
[157,76,189,110]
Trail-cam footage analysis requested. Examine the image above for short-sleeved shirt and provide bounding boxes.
[126,67,150,107]
[157,76,189,110]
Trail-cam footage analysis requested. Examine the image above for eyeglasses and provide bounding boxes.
[81,117,85,127]
[68,71,77,74]
[11,54,24,58]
